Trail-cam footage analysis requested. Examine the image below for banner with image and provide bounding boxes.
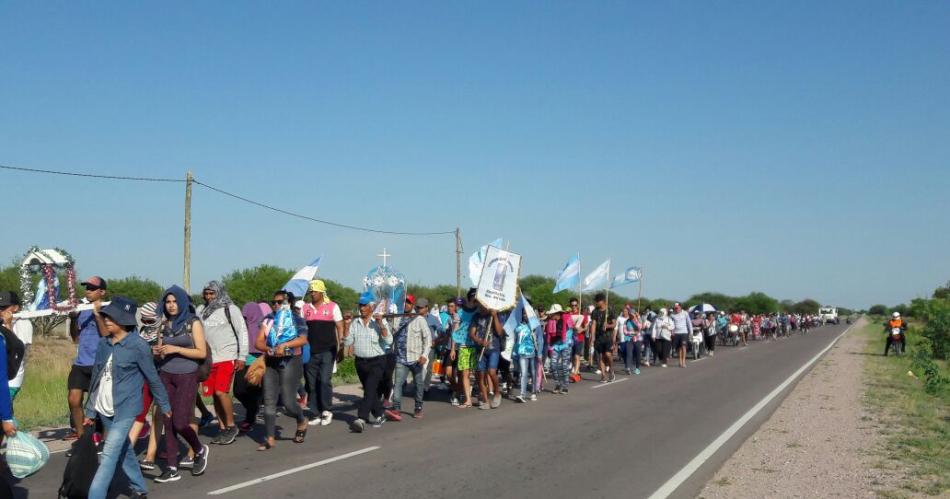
[475,245,522,311]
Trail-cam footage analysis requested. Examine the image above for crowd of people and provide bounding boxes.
[0,275,833,498]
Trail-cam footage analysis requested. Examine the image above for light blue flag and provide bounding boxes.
[610,266,643,289]
[581,259,611,292]
[503,293,541,336]
[283,257,322,299]
[553,254,580,293]
[468,237,503,286]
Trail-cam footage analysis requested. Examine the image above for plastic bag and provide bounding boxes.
[267,306,298,348]
[3,430,50,478]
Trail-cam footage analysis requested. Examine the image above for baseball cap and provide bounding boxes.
[405,294,416,305]
[358,290,376,306]
[467,288,478,299]
[0,291,21,308]
[100,296,138,327]
[81,276,108,290]
[416,298,429,308]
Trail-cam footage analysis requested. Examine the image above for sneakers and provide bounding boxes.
[192,445,210,476]
[515,395,526,403]
[198,414,216,428]
[562,388,568,395]
[371,416,386,428]
[308,415,322,427]
[609,372,617,382]
[625,369,632,375]
[530,393,538,401]
[139,460,156,471]
[154,469,181,483]
[217,426,238,445]
[384,409,402,422]
[413,409,423,419]
[178,456,194,469]
[350,418,365,433]
[634,368,640,375]
[553,386,562,395]
[450,396,460,407]
[490,393,502,409]
[661,364,668,368]
[320,411,333,426]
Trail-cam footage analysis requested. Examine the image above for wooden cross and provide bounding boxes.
[378,248,391,267]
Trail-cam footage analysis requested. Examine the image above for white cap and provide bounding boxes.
[892,312,900,318]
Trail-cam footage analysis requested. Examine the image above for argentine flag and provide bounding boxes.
[553,254,581,293]
[610,267,642,289]
[283,257,322,299]
[581,259,611,292]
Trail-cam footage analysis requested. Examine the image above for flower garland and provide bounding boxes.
[19,246,79,313]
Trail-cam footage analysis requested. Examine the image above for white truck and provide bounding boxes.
[818,306,839,325]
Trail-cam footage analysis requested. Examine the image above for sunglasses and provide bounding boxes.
[271,300,285,305]
[83,285,102,292]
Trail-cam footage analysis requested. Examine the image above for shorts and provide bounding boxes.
[477,349,500,372]
[572,341,585,357]
[673,334,689,350]
[596,339,613,354]
[67,364,93,391]
[201,360,236,397]
[457,347,476,371]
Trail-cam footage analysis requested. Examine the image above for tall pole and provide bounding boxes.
[636,267,644,313]
[183,171,193,293]
[455,227,463,298]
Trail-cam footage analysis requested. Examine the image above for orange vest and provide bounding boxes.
[889,319,903,329]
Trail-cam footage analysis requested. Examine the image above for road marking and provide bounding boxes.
[207,446,380,495]
[591,377,628,389]
[646,324,854,499]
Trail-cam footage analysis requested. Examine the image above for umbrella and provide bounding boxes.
[689,303,717,314]
[282,257,322,299]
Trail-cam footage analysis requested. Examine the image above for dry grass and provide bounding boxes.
[16,335,75,429]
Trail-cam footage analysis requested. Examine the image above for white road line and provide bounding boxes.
[207,446,380,495]
[591,377,629,389]
[646,324,854,499]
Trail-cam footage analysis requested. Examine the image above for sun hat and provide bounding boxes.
[545,304,564,315]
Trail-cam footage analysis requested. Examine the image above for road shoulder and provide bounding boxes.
[698,320,890,498]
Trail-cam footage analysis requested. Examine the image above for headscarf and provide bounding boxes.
[201,280,233,320]
[242,302,266,335]
[158,285,196,334]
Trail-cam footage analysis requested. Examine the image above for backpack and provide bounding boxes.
[0,324,25,381]
[58,425,98,499]
[161,317,212,382]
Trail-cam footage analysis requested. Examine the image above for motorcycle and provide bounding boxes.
[889,327,904,356]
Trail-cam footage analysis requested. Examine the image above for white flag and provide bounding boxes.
[581,259,610,292]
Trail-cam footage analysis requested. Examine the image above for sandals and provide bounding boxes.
[293,428,307,444]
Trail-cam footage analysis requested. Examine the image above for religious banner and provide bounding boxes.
[475,245,522,311]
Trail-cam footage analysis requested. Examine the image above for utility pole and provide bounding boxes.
[183,171,193,293]
[455,227,463,298]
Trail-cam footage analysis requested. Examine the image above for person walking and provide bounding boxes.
[544,304,572,394]
[0,292,30,402]
[196,281,248,446]
[471,305,505,409]
[513,308,541,402]
[153,286,210,483]
[345,291,392,433]
[234,302,268,433]
[254,291,309,450]
[670,303,693,368]
[389,298,432,420]
[85,297,172,499]
[301,280,344,427]
[66,276,109,440]
[654,308,674,368]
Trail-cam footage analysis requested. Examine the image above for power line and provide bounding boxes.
[193,179,456,236]
[0,163,185,183]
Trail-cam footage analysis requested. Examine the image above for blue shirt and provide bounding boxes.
[0,334,12,420]
[74,310,101,366]
[451,307,477,347]
[85,333,171,420]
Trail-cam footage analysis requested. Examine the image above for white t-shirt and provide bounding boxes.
[93,354,115,417]
[10,319,33,389]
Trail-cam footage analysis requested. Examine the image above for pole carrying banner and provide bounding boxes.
[475,245,522,311]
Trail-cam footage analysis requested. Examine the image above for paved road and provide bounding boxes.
[17,322,851,499]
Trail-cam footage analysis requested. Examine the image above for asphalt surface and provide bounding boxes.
[16,322,850,499]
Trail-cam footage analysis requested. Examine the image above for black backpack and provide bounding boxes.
[58,425,98,498]
[0,324,25,381]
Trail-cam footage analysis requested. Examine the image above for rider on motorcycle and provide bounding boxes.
[884,312,907,356]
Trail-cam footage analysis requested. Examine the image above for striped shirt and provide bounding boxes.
[345,316,392,358]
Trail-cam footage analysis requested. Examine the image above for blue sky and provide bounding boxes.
[1,1,948,308]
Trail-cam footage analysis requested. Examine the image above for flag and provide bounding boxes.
[581,259,610,292]
[610,266,642,289]
[553,254,580,293]
[503,293,542,336]
[468,237,503,286]
[283,257,322,299]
